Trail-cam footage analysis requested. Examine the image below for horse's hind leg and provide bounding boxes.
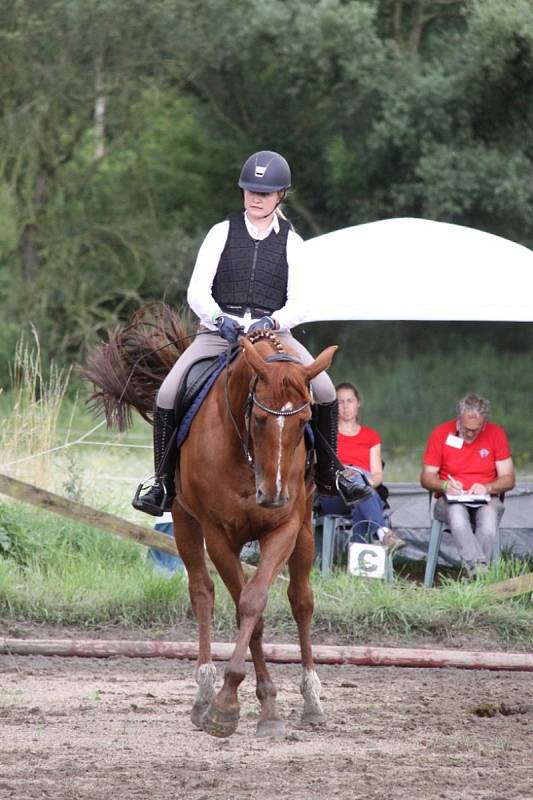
[288,520,326,727]
[171,505,216,729]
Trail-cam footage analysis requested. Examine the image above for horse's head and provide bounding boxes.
[241,337,337,508]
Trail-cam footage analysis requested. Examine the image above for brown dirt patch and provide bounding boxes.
[1,649,532,800]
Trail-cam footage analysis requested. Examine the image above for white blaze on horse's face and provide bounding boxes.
[274,403,292,496]
[255,400,298,508]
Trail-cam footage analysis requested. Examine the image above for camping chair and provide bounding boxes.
[313,513,395,581]
[313,484,394,580]
[424,493,503,587]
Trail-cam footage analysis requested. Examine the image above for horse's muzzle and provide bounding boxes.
[256,488,289,508]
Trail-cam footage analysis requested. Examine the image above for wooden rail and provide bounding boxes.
[0,473,178,556]
[1,637,532,671]
[0,472,258,577]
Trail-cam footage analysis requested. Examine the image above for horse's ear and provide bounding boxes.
[241,337,271,381]
[303,345,338,383]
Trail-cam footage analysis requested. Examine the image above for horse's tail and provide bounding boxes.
[79,302,194,430]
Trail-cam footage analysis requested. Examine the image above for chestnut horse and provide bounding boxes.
[83,306,336,738]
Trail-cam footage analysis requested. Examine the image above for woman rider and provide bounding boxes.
[133,150,368,515]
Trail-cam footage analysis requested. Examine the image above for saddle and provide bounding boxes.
[174,345,240,447]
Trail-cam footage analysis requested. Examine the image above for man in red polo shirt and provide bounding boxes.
[420,393,515,575]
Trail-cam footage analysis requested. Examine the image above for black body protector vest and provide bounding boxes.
[212,213,290,318]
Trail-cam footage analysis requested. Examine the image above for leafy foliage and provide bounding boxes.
[1,0,533,387]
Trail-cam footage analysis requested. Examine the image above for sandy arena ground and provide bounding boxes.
[1,648,532,800]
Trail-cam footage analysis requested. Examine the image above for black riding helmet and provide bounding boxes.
[238,150,291,194]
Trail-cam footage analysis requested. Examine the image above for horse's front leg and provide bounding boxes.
[248,613,286,738]
[196,528,247,738]
[203,526,295,738]
[288,519,326,727]
[171,505,217,729]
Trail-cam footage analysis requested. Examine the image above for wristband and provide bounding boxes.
[441,480,448,492]
[212,310,222,323]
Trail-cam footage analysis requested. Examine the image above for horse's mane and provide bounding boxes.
[79,303,192,430]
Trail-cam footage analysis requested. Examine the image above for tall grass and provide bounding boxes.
[0,329,71,487]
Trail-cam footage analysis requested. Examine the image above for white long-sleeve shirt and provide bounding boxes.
[187,212,308,332]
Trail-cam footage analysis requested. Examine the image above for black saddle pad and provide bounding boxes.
[173,343,241,424]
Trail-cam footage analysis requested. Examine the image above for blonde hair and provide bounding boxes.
[275,193,294,230]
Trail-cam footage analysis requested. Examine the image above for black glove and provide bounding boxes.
[215,314,243,343]
[248,316,276,334]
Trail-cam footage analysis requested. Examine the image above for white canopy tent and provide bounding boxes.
[302,218,533,323]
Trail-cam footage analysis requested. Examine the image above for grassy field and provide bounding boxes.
[1,492,532,648]
[1,342,532,648]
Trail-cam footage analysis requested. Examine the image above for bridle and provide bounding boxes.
[225,332,311,465]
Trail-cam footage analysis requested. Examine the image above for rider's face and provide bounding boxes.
[243,190,281,223]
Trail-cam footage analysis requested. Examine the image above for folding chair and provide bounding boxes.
[313,514,352,575]
[313,513,395,581]
[424,496,503,587]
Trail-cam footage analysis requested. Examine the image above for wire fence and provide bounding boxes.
[0,419,150,472]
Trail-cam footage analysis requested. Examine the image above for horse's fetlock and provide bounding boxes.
[224,663,246,688]
[256,680,277,703]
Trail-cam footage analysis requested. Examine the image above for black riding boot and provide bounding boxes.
[132,407,178,517]
[313,400,374,506]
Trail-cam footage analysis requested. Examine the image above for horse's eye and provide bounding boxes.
[253,414,267,427]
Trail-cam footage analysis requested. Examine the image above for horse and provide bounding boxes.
[82,304,337,738]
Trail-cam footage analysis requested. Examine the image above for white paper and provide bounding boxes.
[445,493,490,504]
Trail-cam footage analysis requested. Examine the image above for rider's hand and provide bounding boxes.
[215,315,244,343]
[248,316,276,334]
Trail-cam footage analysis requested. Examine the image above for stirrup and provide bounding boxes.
[132,474,168,517]
[336,468,374,507]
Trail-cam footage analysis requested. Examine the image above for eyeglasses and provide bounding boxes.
[457,419,485,436]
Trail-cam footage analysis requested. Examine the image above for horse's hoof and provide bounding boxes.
[201,703,239,738]
[301,710,326,727]
[256,718,287,738]
[190,700,209,730]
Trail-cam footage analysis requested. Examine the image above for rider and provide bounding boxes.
[133,150,370,515]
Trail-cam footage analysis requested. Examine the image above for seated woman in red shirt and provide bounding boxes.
[318,382,404,552]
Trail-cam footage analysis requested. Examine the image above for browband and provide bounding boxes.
[264,354,302,364]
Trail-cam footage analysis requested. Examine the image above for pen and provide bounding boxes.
[447,474,464,493]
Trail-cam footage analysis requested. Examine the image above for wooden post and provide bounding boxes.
[480,572,533,601]
[0,473,178,556]
[0,472,258,577]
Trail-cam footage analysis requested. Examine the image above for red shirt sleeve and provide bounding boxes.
[491,424,512,461]
[423,423,451,468]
